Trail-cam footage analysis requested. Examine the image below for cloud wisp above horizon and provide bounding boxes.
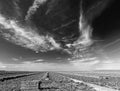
[0,0,120,71]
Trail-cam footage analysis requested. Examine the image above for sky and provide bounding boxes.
[0,0,120,71]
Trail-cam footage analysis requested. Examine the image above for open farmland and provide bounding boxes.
[0,71,119,91]
[0,71,96,91]
[59,71,120,90]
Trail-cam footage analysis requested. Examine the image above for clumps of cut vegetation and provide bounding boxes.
[59,72,120,90]
[0,71,96,91]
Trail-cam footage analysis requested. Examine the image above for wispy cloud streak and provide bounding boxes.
[0,14,60,52]
[25,0,47,20]
[65,9,94,62]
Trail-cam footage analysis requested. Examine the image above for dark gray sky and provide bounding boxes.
[0,0,120,71]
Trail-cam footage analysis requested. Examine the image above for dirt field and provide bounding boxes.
[0,71,119,91]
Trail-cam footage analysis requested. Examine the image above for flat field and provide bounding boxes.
[59,71,120,90]
[0,71,120,91]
